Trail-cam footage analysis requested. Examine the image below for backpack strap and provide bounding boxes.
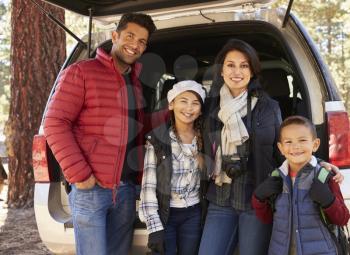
[315,167,350,254]
[271,169,280,177]
[317,166,332,184]
[313,166,333,222]
[314,166,335,227]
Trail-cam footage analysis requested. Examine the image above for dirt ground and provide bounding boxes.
[0,182,53,255]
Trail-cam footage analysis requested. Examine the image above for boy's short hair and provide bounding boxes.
[279,115,317,141]
[116,13,156,36]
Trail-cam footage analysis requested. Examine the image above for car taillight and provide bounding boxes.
[32,135,51,182]
[327,111,350,168]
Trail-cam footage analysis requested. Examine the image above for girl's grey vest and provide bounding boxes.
[145,123,208,227]
[269,163,337,255]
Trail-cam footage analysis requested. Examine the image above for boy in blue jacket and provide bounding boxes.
[252,115,349,255]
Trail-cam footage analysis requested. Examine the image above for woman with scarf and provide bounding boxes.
[198,39,279,255]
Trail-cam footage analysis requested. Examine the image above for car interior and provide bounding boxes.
[92,21,309,120]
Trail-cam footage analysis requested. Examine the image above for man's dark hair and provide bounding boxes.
[116,13,156,36]
[279,115,317,141]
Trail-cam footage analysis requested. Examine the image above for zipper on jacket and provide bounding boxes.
[286,175,293,254]
[112,82,127,203]
[110,62,143,203]
[111,69,128,203]
[292,177,301,254]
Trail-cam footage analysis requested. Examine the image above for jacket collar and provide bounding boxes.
[279,155,317,176]
[96,48,142,77]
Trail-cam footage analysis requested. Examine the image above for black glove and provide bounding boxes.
[309,178,335,208]
[148,230,165,255]
[254,176,283,201]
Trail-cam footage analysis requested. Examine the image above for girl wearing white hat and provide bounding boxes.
[139,80,206,255]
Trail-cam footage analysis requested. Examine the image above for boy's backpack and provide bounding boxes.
[271,168,350,255]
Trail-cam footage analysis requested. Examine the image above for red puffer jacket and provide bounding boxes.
[44,48,156,189]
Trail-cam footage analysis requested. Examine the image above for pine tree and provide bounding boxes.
[5,0,66,208]
[0,2,11,126]
[291,0,350,109]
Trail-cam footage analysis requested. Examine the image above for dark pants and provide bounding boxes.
[164,204,202,255]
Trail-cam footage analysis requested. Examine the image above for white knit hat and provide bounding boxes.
[167,80,206,103]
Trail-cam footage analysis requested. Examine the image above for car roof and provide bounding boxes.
[43,0,275,17]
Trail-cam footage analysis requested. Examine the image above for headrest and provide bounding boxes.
[261,69,290,97]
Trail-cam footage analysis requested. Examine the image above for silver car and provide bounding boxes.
[32,0,350,254]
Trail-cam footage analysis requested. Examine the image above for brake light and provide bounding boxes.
[32,135,50,182]
[327,111,350,168]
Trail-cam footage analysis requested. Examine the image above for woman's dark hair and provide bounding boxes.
[116,13,156,36]
[210,39,261,98]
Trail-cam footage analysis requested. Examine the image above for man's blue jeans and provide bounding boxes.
[198,202,272,255]
[163,204,202,255]
[68,182,136,255]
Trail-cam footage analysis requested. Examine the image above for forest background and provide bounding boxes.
[0,0,349,206]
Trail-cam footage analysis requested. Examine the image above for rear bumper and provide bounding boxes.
[34,183,75,254]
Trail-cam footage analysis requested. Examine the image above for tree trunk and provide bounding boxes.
[5,0,65,208]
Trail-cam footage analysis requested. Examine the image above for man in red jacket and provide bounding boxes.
[44,13,158,255]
